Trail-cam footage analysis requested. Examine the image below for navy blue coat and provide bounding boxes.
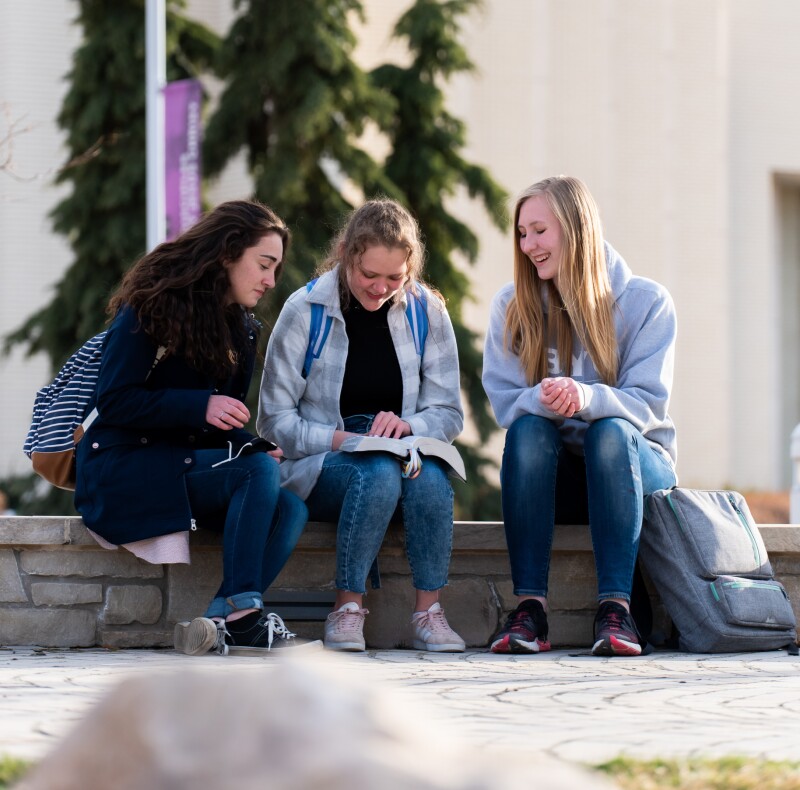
[74,305,259,544]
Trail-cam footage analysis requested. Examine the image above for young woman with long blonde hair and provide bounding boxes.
[483,176,677,656]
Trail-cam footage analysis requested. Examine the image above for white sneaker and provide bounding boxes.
[324,602,368,651]
[411,602,465,652]
[173,617,220,656]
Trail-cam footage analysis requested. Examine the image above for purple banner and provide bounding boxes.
[164,78,202,240]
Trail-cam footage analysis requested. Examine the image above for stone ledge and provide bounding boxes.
[0,517,618,551]
[1,516,799,650]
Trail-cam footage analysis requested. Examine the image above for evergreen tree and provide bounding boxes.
[371,0,508,518]
[203,0,398,310]
[3,0,218,514]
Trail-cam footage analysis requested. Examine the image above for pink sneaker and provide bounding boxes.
[411,602,465,652]
[324,602,368,651]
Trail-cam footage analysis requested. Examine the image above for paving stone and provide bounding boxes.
[31,583,103,606]
[3,647,800,766]
[97,629,174,649]
[103,585,162,625]
[20,549,163,579]
[0,608,96,647]
[17,657,615,790]
[0,550,27,603]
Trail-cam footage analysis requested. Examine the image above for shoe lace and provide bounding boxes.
[330,607,367,634]
[214,612,297,654]
[504,603,548,640]
[418,606,453,634]
[262,612,296,649]
[214,620,231,656]
[598,604,636,639]
[603,610,624,632]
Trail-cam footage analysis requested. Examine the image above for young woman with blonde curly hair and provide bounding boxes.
[259,199,466,652]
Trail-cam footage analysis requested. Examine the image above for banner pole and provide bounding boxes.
[145,0,166,251]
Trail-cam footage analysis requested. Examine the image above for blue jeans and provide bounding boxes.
[305,449,455,595]
[501,415,676,602]
[185,449,308,617]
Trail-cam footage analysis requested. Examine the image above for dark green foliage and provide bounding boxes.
[204,0,398,319]
[4,0,219,372]
[372,0,508,518]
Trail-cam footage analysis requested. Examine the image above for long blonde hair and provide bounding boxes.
[317,198,435,310]
[504,176,618,386]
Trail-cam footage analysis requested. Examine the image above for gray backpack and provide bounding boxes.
[639,488,797,653]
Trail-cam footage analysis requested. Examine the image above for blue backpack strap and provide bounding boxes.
[302,279,333,378]
[302,280,428,377]
[405,286,429,356]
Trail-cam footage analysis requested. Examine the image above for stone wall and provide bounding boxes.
[1,516,799,649]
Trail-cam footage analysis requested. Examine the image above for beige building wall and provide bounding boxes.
[0,1,80,482]
[2,0,800,494]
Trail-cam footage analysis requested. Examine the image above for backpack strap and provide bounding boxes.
[405,287,429,357]
[80,344,167,438]
[302,279,333,379]
[301,280,429,378]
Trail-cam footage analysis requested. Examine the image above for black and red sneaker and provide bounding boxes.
[490,599,551,654]
[592,601,643,656]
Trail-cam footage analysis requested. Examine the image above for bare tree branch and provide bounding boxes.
[0,103,37,181]
[0,103,116,183]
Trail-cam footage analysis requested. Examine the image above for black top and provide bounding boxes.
[339,297,403,418]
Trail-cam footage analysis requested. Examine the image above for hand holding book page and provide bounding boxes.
[338,435,466,482]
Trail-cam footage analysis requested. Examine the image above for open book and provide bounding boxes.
[338,434,466,482]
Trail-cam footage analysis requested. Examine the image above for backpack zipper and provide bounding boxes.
[190,518,197,532]
[665,493,685,532]
[710,578,786,601]
[727,493,761,567]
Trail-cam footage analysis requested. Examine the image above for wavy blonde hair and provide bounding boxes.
[317,198,438,309]
[504,176,618,386]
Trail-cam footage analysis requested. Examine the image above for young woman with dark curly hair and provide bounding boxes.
[74,200,318,655]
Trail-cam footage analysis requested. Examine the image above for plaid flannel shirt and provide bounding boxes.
[257,268,464,499]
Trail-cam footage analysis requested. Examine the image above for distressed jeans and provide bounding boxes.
[306,424,455,594]
[185,449,308,617]
[501,415,676,602]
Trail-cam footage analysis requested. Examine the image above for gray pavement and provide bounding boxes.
[2,646,800,767]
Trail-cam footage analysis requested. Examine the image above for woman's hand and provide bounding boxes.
[368,411,411,439]
[539,377,584,419]
[206,395,250,430]
[267,446,284,461]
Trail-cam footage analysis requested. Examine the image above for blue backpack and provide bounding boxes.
[302,280,429,378]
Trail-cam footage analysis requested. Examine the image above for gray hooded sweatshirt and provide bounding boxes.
[482,242,677,470]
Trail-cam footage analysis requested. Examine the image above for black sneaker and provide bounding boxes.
[490,599,551,654]
[592,601,643,656]
[217,611,322,656]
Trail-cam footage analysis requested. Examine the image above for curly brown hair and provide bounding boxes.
[109,200,289,379]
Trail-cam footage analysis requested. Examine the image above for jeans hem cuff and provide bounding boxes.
[597,593,631,603]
